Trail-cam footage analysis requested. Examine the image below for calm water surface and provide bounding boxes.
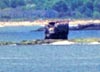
[0,26,100,41]
[0,26,100,72]
[0,45,100,72]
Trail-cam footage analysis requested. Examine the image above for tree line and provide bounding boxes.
[0,0,100,19]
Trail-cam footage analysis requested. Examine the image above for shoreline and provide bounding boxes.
[0,38,100,46]
[0,19,100,27]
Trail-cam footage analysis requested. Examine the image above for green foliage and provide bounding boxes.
[0,0,9,9]
[74,11,83,18]
[93,11,100,19]
[0,0,100,19]
[52,1,68,12]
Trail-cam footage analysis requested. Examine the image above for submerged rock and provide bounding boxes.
[0,39,100,46]
[0,41,15,46]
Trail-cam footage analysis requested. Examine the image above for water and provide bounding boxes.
[0,26,41,32]
[69,30,100,39]
[0,26,100,42]
[0,45,100,72]
[0,26,100,72]
[0,26,44,42]
[0,31,44,42]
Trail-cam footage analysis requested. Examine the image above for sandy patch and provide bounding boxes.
[0,19,100,27]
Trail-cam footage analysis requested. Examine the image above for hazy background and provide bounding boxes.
[0,0,99,21]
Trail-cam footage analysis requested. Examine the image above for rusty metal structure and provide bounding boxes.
[45,21,69,39]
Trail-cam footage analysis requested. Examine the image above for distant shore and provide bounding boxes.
[0,19,100,27]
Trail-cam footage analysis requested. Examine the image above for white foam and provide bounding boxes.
[49,41,75,45]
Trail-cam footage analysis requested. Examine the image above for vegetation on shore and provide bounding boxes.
[0,38,100,46]
[73,38,100,43]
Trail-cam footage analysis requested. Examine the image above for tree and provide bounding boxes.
[94,0,100,12]
[93,11,100,19]
[11,0,26,8]
[52,1,68,12]
[0,0,9,9]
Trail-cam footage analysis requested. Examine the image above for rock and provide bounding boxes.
[30,27,45,32]
[45,22,69,39]
[0,39,100,46]
[0,41,15,45]
[70,23,100,30]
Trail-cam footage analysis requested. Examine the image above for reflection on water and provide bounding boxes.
[0,45,100,72]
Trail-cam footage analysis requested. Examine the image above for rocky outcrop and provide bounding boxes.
[45,22,69,39]
[70,23,100,30]
[0,39,59,46]
[32,23,100,32]
[0,38,100,46]
[0,41,15,46]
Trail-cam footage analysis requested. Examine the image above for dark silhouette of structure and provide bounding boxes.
[45,21,69,39]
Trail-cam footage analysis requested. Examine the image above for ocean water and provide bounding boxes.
[0,26,44,42]
[0,45,100,72]
[0,26,100,72]
[69,30,100,39]
[0,26,100,42]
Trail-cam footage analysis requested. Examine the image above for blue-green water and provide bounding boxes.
[0,26,44,42]
[0,26,100,72]
[0,26,100,42]
[0,45,100,72]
